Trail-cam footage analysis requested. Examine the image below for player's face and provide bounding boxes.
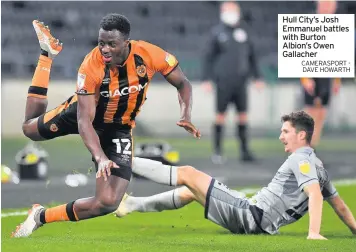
[279,121,303,153]
[98,28,129,65]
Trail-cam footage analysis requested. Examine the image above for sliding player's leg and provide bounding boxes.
[114,186,195,217]
[127,157,212,206]
[117,158,261,234]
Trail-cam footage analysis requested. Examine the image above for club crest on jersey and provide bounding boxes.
[136,65,147,77]
[298,160,311,175]
[50,123,58,132]
[165,53,176,67]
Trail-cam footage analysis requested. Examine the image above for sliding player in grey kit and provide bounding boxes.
[115,111,356,240]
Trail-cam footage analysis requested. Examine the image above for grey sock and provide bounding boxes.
[127,187,186,213]
[132,157,178,186]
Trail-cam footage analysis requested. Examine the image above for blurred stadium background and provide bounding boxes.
[1,1,356,210]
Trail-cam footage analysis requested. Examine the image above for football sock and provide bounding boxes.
[237,123,248,153]
[126,188,186,213]
[28,53,52,99]
[39,201,78,224]
[213,124,223,155]
[132,157,178,186]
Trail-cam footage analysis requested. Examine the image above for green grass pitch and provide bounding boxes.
[2,184,356,252]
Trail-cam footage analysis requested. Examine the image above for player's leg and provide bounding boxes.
[310,103,327,148]
[313,79,331,147]
[129,157,212,206]
[11,128,131,238]
[114,186,195,217]
[212,85,229,164]
[11,170,130,238]
[234,82,255,162]
[122,158,261,234]
[304,79,330,148]
[312,107,328,147]
[303,83,318,145]
[55,128,133,219]
[23,20,62,141]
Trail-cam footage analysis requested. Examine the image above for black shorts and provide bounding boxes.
[93,125,133,181]
[216,77,248,113]
[38,95,132,180]
[304,78,331,106]
[38,95,79,139]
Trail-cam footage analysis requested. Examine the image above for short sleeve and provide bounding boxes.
[143,42,179,76]
[289,155,319,191]
[76,50,102,95]
[322,181,338,200]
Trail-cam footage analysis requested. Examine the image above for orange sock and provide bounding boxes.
[43,203,79,223]
[44,204,69,223]
[28,55,53,99]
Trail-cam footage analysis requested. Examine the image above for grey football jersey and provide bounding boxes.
[250,147,338,234]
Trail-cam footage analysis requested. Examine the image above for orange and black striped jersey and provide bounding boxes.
[75,40,179,127]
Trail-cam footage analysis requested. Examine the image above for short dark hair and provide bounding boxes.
[99,13,130,39]
[281,111,314,144]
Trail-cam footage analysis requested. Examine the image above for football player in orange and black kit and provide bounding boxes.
[12,14,201,237]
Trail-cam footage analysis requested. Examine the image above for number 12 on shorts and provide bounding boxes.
[112,139,132,155]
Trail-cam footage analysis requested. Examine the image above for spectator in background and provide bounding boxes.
[201,1,265,164]
[301,0,341,148]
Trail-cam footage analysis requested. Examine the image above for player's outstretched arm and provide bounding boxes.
[327,195,356,235]
[304,182,327,240]
[165,66,201,139]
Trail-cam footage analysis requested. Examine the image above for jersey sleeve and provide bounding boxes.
[322,180,338,200]
[143,42,179,77]
[76,51,102,95]
[289,154,319,191]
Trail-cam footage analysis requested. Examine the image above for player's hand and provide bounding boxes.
[201,80,213,93]
[303,79,315,95]
[96,158,120,181]
[307,233,328,240]
[176,120,201,139]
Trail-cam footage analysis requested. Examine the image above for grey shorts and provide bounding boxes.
[205,179,267,234]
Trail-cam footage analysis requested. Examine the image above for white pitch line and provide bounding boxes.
[1,211,28,218]
[2,178,356,218]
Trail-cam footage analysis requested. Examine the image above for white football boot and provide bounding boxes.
[11,204,44,238]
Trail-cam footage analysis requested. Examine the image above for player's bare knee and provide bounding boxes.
[177,165,197,185]
[98,193,122,210]
[215,114,226,124]
[22,123,40,141]
[237,113,248,123]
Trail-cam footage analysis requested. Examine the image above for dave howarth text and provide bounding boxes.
[303,66,351,73]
